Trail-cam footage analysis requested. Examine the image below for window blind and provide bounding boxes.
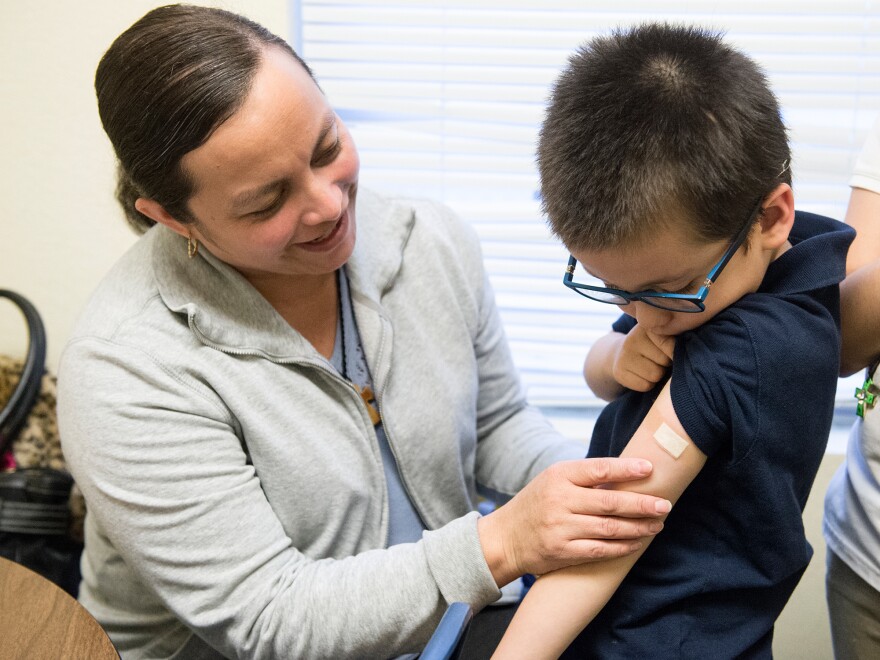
[294,1,880,410]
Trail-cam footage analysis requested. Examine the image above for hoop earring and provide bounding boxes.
[187,235,199,259]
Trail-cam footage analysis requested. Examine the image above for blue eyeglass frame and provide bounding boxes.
[563,197,764,313]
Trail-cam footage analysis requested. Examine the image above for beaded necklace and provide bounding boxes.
[337,270,381,426]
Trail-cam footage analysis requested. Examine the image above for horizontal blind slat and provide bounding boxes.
[301,1,876,406]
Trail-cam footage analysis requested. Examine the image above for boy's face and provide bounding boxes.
[570,218,773,338]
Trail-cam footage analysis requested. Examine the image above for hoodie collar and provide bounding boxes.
[152,188,415,358]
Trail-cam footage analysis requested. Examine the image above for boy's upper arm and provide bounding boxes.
[669,310,761,460]
[611,380,707,503]
[606,311,759,498]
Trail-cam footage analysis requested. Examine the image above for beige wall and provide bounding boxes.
[0,1,847,655]
[774,451,843,660]
[0,0,288,371]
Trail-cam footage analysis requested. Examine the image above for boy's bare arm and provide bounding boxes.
[583,332,628,400]
[492,381,706,660]
[584,326,675,400]
[840,187,880,376]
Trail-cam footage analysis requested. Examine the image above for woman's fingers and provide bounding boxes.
[569,480,672,519]
[560,457,651,486]
[563,538,646,562]
[477,458,673,585]
[571,507,665,540]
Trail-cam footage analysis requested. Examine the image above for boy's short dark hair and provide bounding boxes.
[538,23,792,252]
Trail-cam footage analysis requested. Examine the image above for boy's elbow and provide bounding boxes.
[585,370,625,402]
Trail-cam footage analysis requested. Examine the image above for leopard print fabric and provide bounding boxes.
[0,355,64,469]
[1,354,85,542]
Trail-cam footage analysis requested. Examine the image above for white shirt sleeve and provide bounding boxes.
[850,114,880,194]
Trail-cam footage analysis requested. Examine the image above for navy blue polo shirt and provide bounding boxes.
[563,213,854,659]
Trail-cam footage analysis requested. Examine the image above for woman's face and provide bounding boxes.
[178,47,359,283]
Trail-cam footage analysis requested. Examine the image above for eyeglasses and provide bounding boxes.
[562,197,763,313]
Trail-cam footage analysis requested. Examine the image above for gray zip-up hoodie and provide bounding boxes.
[58,189,582,659]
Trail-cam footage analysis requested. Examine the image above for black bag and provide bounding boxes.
[0,289,82,596]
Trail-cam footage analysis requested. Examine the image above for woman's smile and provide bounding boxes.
[296,205,351,253]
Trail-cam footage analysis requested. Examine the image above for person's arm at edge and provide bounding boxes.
[491,381,706,660]
[839,187,880,376]
[844,186,880,275]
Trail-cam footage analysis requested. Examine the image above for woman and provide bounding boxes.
[57,5,670,658]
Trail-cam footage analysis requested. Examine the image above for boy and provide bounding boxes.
[492,23,854,659]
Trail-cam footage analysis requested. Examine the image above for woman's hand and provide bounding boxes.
[477,457,671,587]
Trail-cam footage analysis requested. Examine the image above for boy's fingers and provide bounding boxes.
[619,372,654,392]
[617,359,665,391]
[632,335,671,368]
[649,332,676,361]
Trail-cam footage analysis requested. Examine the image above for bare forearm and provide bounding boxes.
[493,452,683,659]
[843,187,880,274]
[493,543,646,659]
[838,186,880,376]
[840,258,880,375]
[493,384,706,659]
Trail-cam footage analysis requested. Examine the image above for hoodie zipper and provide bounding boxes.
[358,320,430,536]
[188,315,428,544]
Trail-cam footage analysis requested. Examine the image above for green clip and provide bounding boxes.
[855,378,877,418]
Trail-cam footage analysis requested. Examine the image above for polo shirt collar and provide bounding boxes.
[759,211,854,296]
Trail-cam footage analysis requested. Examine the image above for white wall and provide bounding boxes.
[0,0,288,371]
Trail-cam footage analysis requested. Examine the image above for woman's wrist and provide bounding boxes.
[477,509,521,588]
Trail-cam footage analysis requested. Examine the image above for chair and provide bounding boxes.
[0,556,119,659]
[419,601,474,660]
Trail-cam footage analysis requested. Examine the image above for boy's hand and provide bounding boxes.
[611,324,675,392]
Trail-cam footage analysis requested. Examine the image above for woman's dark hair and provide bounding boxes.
[95,4,314,234]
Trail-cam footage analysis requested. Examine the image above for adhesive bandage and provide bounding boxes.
[653,422,689,459]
